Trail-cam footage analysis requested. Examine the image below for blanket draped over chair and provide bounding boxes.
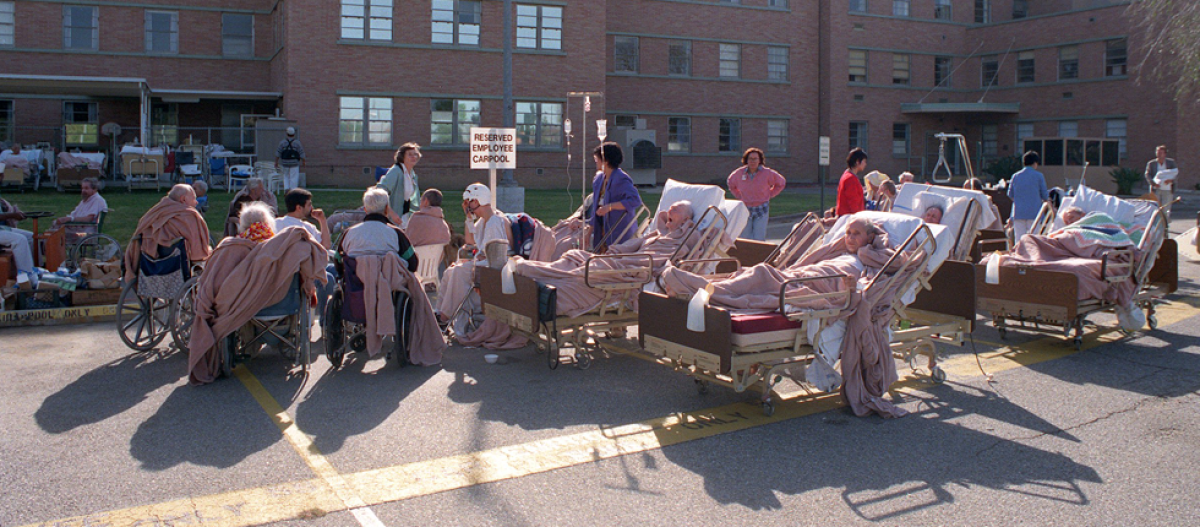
[353,252,446,365]
[123,197,212,282]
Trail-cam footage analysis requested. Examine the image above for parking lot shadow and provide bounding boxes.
[36,351,183,434]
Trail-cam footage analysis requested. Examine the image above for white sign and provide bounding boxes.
[470,127,517,170]
[818,136,830,166]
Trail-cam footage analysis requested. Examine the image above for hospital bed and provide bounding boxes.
[121,145,166,191]
[628,212,948,415]
[55,152,106,191]
[975,185,1177,349]
[477,180,748,369]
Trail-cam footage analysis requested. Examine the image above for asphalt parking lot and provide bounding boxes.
[2,215,1199,527]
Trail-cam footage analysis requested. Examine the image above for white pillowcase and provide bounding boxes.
[1073,184,1137,225]
[650,179,726,231]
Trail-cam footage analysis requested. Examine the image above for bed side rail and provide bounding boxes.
[583,253,654,290]
[1030,201,1058,238]
[1099,247,1134,284]
[863,223,937,304]
[669,205,730,265]
[778,274,853,321]
[1132,198,1175,286]
[949,199,981,261]
[765,212,825,268]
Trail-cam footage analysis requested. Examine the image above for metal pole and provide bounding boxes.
[489,167,497,202]
[820,166,826,213]
[501,0,515,184]
[582,102,587,206]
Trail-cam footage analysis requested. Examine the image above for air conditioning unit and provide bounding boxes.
[610,128,658,186]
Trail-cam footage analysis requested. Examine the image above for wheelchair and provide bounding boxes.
[116,237,202,352]
[217,274,313,377]
[323,255,416,369]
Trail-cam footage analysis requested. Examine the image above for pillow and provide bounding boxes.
[719,199,749,239]
[913,192,950,222]
[650,179,726,231]
[1073,184,1136,225]
[894,183,999,231]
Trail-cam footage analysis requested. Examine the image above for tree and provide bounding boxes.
[1132,0,1200,97]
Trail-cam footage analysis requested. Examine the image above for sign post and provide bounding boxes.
[818,136,830,213]
[470,127,517,200]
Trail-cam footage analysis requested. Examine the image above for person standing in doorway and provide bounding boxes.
[377,142,422,221]
[1007,150,1049,241]
[275,126,306,190]
[727,147,786,241]
[834,148,868,217]
[1145,145,1177,221]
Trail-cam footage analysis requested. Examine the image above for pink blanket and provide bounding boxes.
[56,152,102,170]
[983,233,1138,305]
[355,252,446,364]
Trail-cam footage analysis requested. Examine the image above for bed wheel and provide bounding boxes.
[1072,336,1083,350]
[574,350,592,370]
[1148,314,1158,330]
[931,366,946,384]
[547,343,560,370]
[694,379,710,395]
[761,401,775,416]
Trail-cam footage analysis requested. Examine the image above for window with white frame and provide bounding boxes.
[768,46,788,81]
[63,5,98,50]
[893,53,909,85]
[719,118,740,152]
[981,55,999,86]
[1106,39,1127,76]
[982,124,998,156]
[340,97,393,146]
[892,123,909,156]
[515,101,563,148]
[1059,45,1078,80]
[719,43,740,78]
[0,2,15,46]
[849,49,867,83]
[974,0,990,23]
[934,0,951,20]
[0,100,12,143]
[150,103,178,146]
[668,117,690,152]
[849,0,867,13]
[893,0,909,17]
[669,40,691,76]
[1016,51,1035,83]
[935,56,952,87]
[1058,121,1077,138]
[63,101,98,146]
[769,0,788,7]
[430,99,480,145]
[516,4,561,50]
[613,36,638,72]
[431,0,480,46]
[341,0,393,41]
[1016,122,1034,147]
[849,121,868,153]
[1106,119,1126,157]
[222,14,254,57]
[767,120,788,153]
[144,10,177,54]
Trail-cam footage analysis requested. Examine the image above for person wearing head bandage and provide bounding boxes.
[434,184,508,327]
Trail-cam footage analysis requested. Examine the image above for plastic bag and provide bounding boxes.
[985,251,1002,285]
[686,284,712,332]
[501,257,517,295]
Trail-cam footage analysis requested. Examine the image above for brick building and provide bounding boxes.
[0,0,1194,191]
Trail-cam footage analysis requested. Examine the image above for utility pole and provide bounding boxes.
[501,0,514,184]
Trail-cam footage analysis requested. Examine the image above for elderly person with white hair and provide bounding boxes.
[225,177,278,237]
[339,188,418,269]
[236,202,276,243]
[122,184,213,281]
[190,179,209,213]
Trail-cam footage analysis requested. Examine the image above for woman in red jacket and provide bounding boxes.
[835,148,868,217]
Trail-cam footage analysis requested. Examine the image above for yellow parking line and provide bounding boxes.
[21,298,1200,527]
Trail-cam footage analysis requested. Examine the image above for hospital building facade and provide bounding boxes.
[0,0,1194,191]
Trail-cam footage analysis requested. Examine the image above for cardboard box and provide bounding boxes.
[2,167,25,186]
[71,287,122,306]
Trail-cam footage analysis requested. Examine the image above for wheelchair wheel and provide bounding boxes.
[68,233,121,271]
[116,277,171,351]
[391,292,412,368]
[169,276,200,351]
[325,288,346,369]
[219,332,237,378]
[295,303,311,373]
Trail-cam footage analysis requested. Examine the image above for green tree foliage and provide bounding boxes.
[1133,0,1200,97]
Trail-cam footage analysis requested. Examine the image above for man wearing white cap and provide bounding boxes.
[434,183,508,331]
[275,126,306,190]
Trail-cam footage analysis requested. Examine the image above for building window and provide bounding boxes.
[1106,118,1126,158]
[934,56,952,87]
[934,0,952,21]
[613,36,638,73]
[982,124,998,156]
[668,117,690,152]
[1059,45,1078,80]
[150,103,178,146]
[892,54,910,85]
[613,114,638,129]
[668,40,691,76]
[767,120,787,153]
[63,5,98,50]
[1058,121,1077,138]
[849,0,867,13]
[0,100,12,143]
[719,43,740,78]
[515,101,563,148]
[341,0,393,41]
[1,2,15,46]
[1012,0,1028,19]
[144,10,178,54]
[63,101,98,146]
[1016,51,1035,83]
[1106,39,1127,76]
[849,49,867,83]
[892,123,909,156]
[974,0,990,23]
[1016,122,1034,147]
[893,0,909,16]
[222,14,254,57]
[516,4,561,50]
[430,99,479,145]
[719,0,741,4]
[431,0,481,46]
[768,46,788,81]
[849,121,869,153]
[981,55,999,87]
[769,0,788,7]
[339,97,392,146]
[718,118,740,152]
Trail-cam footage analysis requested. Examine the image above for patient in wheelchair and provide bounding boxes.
[123,184,212,282]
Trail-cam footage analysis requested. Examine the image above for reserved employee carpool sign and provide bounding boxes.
[470,127,517,170]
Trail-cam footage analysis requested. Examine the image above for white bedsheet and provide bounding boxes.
[893,183,998,234]
[120,146,165,156]
[648,179,726,232]
[824,211,951,305]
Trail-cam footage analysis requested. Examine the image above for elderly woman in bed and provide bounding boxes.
[1060,206,1086,226]
[920,204,944,225]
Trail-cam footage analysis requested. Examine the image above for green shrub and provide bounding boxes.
[1110,166,1141,195]
[982,156,1024,183]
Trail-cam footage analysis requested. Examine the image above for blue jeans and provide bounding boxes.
[740,204,770,241]
[315,264,337,321]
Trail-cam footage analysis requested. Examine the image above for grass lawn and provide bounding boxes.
[2,187,823,245]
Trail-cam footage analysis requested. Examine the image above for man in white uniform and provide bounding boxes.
[434,184,508,330]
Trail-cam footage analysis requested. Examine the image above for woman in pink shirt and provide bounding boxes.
[727,147,786,240]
